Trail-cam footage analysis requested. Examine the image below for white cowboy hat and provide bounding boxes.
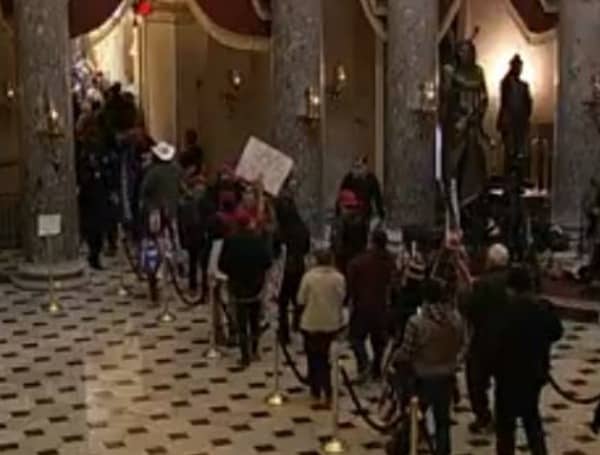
[151,141,176,161]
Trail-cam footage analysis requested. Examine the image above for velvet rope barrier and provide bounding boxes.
[339,365,406,434]
[548,375,600,406]
[278,336,309,386]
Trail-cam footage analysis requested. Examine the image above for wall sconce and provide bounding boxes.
[409,81,438,115]
[222,69,244,117]
[37,91,65,140]
[298,86,321,126]
[0,81,15,107]
[583,74,600,133]
[327,64,347,100]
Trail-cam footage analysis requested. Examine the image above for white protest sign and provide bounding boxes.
[236,136,294,196]
[38,214,62,237]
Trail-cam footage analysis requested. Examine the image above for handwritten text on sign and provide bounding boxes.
[236,137,294,196]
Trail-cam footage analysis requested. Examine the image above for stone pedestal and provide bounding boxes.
[552,0,600,231]
[13,0,85,288]
[385,0,437,229]
[271,0,324,232]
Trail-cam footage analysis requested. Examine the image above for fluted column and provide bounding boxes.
[271,0,324,231]
[13,0,84,288]
[385,0,438,229]
[552,0,600,231]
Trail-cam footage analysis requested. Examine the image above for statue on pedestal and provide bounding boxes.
[441,37,489,206]
[497,54,533,177]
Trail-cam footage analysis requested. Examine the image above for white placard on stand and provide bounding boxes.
[38,214,62,238]
[236,136,294,196]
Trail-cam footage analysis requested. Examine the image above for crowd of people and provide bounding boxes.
[72,74,565,455]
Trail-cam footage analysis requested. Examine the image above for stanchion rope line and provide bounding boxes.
[339,366,406,434]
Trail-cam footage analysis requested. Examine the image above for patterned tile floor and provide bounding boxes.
[0,255,598,454]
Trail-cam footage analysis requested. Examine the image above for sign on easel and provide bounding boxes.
[37,214,62,238]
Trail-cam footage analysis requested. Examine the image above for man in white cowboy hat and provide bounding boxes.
[139,141,183,223]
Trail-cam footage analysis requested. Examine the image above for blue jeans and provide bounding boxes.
[418,375,453,455]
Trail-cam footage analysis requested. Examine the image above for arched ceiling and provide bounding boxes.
[1,0,557,42]
[194,0,269,37]
[1,0,122,37]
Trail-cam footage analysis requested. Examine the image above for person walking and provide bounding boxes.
[275,180,311,344]
[178,173,214,300]
[463,243,511,434]
[297,249,345,406]
[348,230,395,382]
[219,211,272,368]
[389,278,467,455]
[139,142,183,302]
[493,266,563,455]
[78,127,112,270]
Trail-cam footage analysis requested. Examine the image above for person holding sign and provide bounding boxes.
[219,211,272,369]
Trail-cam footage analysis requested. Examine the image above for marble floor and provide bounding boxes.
[0,259,599,454]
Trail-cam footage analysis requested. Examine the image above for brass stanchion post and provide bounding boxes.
[44,236,62,314]
[409,396,420,455]
[265,320,286,407]
[117,225,129,297]
[322,342,347,454]
[204,276,222,359]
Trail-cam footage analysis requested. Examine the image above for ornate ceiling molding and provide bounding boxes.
[183,0,269,52]
[86,0,133,48]
[503,0,556,45]
[538,0,558,14]
[359,0,387,41]
[251,0,271,22]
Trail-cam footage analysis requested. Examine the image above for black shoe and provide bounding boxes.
[468,418,493,434]
[89,258,104,270]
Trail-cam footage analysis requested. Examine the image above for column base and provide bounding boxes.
[12,259,88,291]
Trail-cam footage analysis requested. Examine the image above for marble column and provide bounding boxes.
[385,0,437,229]
[271,0,324,232]
[13,0,84,288]
[552,0,600,231]
[142,9,179,145]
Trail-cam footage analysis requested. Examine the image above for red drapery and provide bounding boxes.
[438,0,558,34]
[193,0,270,37]
[2,0,553,40]
[1,0,122,38]
[509,0,558,33]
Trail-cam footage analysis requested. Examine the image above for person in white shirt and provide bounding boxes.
[297,249,345,406]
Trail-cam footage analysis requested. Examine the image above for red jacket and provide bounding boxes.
[348,249,396,318]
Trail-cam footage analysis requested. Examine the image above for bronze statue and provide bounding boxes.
[441,38,489,206]
[497,54,533,176]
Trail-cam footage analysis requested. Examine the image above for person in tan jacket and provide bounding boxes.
[298,249,345,405]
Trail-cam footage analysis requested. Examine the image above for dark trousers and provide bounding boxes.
[235,299,261,363]
[419,375,454,455]
[304,331,335,399]
[350,317,386,377]
[466,352,493,423]
[87,230,104,266]
[495,382,548,455]
[187,244,208,296]
[277,268,303,343]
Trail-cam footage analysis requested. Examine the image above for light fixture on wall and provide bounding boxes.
[37,91,65,140]
[222,69,244,118]
[583,74,600,133]
[409,81,438,115]
[298,86,321,126]
[0,81,15,108]
[327,64,348,100]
